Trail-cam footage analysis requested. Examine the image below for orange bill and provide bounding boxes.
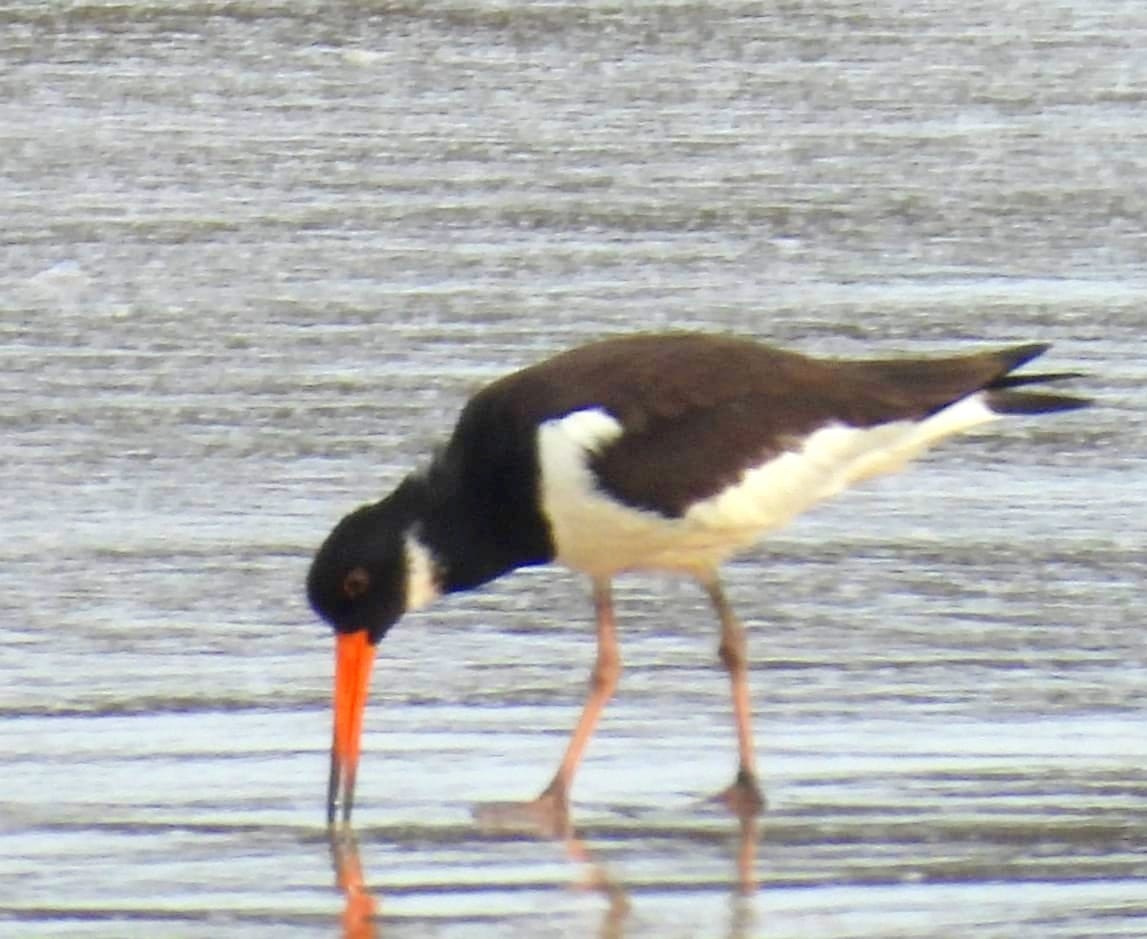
[328,630,376,825]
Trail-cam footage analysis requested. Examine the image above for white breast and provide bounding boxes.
[536,397,997,578]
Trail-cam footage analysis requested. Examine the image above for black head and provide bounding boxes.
[307,478,427,643]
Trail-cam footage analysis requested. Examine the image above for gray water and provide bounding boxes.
[2,2,1146,936]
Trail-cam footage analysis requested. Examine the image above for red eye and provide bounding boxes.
[342,567,370,600]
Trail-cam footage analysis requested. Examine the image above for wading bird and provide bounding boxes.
[307,332,1088,830]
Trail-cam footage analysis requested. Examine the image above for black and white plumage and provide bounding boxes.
[308,332,1089,828]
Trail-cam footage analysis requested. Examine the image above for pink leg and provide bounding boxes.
[704,577,765,818]
[475,578,620,837]
[537,579,620,810]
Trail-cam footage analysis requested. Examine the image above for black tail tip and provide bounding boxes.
[988,342,1091,414]
[986,389,1092,415]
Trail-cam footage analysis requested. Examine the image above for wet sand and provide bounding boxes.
[2,1,1146,936]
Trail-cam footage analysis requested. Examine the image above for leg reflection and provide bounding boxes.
[736,812,759,896]
[328,828,378,939]
[561,830,631,939]
[327,812,759,938]
[478,807,761,936]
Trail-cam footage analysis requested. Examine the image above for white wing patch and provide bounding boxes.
[537,396,998,578]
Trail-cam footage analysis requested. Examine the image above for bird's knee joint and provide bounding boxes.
[719,638,746,673]
[591,654,621,694]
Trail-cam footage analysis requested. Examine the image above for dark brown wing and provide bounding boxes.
[453,333,1082,517]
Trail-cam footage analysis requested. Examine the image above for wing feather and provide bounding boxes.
[451,333,1079,517]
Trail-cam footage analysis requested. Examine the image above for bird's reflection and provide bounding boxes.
[546,823,631,939]
[327,807,759,939]
[736,813,759,895]
[329,829,378,939]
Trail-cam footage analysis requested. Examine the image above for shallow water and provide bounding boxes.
[2,1,1146,936]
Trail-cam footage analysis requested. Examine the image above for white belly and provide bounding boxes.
[536,398,996,578]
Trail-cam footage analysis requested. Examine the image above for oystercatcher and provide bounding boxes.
[307,332,1089,827]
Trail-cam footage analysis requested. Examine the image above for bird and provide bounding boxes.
[307,331,1089,829]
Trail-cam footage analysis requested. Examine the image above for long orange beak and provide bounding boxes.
[328,631,376,826]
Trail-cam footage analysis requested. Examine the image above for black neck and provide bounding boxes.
[414,454,555,594]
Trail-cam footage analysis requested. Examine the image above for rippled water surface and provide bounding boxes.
[2,2,1146,936]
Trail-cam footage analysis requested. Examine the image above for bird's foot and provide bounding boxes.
[713,768,766,820]
[473,780,571,839]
